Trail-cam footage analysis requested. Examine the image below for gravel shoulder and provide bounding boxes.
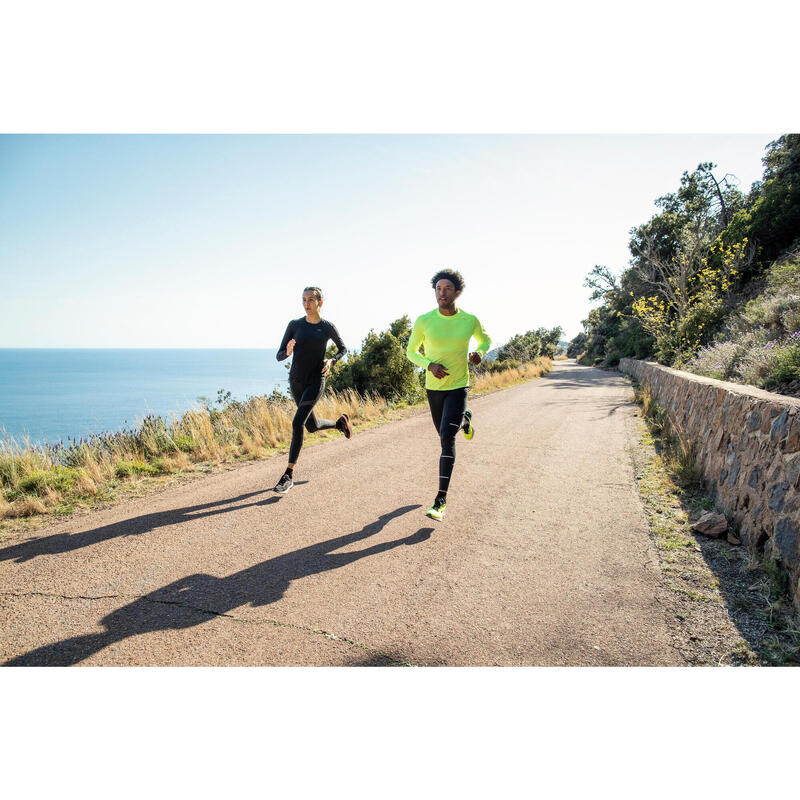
[627,385,799,665]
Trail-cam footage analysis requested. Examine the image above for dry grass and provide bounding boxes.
[632,382,698,486]
[0,386,393,524]
[472,358,551,393]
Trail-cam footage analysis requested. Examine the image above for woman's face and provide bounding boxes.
[302,290,322,315]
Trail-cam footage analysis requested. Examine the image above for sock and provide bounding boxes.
[284,467,293,479]
[435,491,447,504]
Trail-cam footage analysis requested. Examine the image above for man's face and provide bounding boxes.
[435,279,459,308]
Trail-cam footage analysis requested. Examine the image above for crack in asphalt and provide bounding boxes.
[0,589,413,667]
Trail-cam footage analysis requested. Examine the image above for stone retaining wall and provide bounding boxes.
[619,358,800,610]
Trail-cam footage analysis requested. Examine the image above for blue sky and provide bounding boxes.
[0,133,779,349]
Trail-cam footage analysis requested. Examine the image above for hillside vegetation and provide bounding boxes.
[573,134,800,395]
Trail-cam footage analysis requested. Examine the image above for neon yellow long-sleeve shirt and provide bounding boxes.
[406,308,491,390]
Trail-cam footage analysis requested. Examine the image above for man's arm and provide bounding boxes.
[405,317,431,370]
[472,316,491,355]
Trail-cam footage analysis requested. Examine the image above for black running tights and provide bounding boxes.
[288,376,337,464]
[426,387,468,495]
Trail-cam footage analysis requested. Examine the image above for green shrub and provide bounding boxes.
[48,466,80,493]
[115,460,157,479]
[498,328,564,362]
[567,333,587,358]
[7,467,80,499]
[136,415,176,456]
[18,470,50,495]
[173,434,195,453]
[0,456,19,488]
[328,316,422,402]
[475,358,522,375]
[764,341,800,388]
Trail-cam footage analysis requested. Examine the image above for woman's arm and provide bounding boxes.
[276,321,295,361]
[326,322,347,363]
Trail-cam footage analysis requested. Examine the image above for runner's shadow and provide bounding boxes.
[0,490,284,563]
[4,506,432,666]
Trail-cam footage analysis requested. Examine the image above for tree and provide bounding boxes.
[497,330,542,362]
[566,332,587,358]
[722,135,800,271]
[536,326,564,359]
[626,163,752,362]
[579,265,653,365]
[495,326,562,362]
[326,317,422,401]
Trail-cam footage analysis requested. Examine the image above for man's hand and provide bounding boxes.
[427,362,449,379]
[468,351,482,365]
[286,339,296,356]
[321,358,333,376]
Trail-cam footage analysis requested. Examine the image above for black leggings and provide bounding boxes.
[288,376,337,464]
[426,387,468,495]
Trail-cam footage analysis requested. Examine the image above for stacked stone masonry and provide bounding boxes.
[620,358,800,611]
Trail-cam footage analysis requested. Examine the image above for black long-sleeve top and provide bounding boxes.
[276,317,347,384]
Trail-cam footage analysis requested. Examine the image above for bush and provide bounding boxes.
[327,316,423,402]
[173,434,195,453]
[48,466,80,493]
[474,358,521,375]
[135,415,176,457]
[686,340,745,381]
[18,470,50,496]
[149,458,173,475]
[115,460,157,479]
[0,456,19,488]
[567,333,587,358]
[683,254,800,391]
[764,340,800,389]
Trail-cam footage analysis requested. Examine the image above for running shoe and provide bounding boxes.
[273,474,294,494]
[425,496,447,520]
[337,413,352,439]
[462,409,474,440]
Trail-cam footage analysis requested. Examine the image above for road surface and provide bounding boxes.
[1,361,684,666]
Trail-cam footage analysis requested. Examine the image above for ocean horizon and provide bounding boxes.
[0,348,288,446]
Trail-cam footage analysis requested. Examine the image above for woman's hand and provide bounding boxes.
[427,362,449,379]
[468,351,482,365]
[286,339,295,356]
[321,358,333,376]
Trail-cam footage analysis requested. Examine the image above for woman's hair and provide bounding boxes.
[303,286,323,301]
[430,269,464,292]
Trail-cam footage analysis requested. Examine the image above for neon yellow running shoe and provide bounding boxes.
[462,409,474,440]
[425,496,446,520]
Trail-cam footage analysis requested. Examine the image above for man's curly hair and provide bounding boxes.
[430,269,465,292]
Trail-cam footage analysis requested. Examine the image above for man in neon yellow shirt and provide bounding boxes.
[406,269,491,520]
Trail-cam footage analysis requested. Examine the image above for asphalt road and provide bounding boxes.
[0,360,685,666]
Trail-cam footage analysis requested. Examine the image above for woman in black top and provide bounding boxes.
[273,286,351,493]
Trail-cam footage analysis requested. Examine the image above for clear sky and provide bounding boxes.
[0,133,780,350]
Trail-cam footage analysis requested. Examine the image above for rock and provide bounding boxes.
[727,532,741,545]
[691,512,728,538]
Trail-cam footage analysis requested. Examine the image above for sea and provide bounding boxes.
[0,349,289,446]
